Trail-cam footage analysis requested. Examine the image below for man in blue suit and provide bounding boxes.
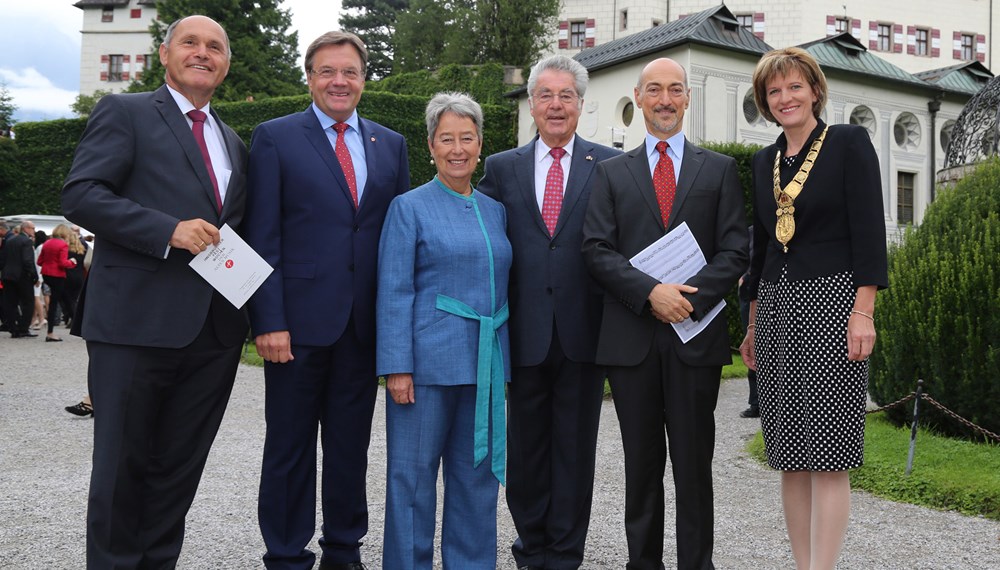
[479,55,620,570]
[244,31,410,570]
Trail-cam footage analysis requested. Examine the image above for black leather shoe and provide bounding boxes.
[739,406,760,418]
[318,562,367,570]
[65,401,94,417]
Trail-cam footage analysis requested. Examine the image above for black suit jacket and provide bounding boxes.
[582,139,747,367]
[478,136,620,366]
[746,121,888,298]
[62,85,249,348]
[1,233,37,283]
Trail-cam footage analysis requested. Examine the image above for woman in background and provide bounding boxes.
[740,47,888,570]
[36,224,77,342]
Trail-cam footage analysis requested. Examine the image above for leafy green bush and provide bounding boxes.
[869,158,1000,438]
[701,141,761,348]
[0,90,515,214]
[368,63,513,107]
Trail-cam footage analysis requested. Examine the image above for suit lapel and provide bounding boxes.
[154,87,219,215]
[623,143,665,230]
[358,117,380,216]
[556,138,597,237]
[669,140,705,229]
[513,139,549,236]
[301,108,356,210]
[212,109,243,220]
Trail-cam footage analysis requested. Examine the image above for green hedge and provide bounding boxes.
[701,141,761,348]
[0,90,515,214]
[869,158,1000,439]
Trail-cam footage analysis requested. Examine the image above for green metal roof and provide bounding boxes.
[914,62,993,95]
[799,33,945,92]
[574,4,771,72]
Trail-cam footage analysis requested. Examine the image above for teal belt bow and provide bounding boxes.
[435,293,509,485]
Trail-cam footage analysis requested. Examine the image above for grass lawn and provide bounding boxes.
[747,412,1000,520]
[241,342,264,367]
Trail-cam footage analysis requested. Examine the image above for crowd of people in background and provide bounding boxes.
[2,14,889,570]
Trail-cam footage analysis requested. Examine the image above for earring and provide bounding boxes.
[429,159,435,165]
[477,157,481,163]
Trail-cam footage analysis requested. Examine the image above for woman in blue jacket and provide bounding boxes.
[376,92,512,570]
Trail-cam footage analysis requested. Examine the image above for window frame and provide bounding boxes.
[569,20,586,49]
[960,33,975,60]
[877,23,892,51]
[897,171,915,225]
[108,54,124,82]
[101,6,114,23]
[915,28,929,56]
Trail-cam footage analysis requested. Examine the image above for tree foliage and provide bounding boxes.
[339,0,409,80]
[475,0,560,67]
[393,0,475,73]
[0,81,16,137]
[869,159,1000,439]
[71,89,112,118]
[128,0,304,101]
[393,0,559,73]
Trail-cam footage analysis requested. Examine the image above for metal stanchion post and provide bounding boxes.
[905,379,924,476]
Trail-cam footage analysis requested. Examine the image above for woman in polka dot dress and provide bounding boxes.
[740,47,889,570]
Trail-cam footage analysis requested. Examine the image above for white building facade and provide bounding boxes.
[523,7,983,237]
[76,0,158,96]
[550,0,997,75]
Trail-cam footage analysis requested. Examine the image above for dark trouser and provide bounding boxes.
[43,275,66,334]
[258,319,377,570]
[507,327,604,569]
[739,297,758,409]
[608,324,721,570]
[2,277,34,334]
[86,310,241,569]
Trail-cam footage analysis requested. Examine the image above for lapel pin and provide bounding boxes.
[370,136,376,142]
[586,155,593,161]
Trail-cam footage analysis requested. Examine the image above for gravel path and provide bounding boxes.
[2,330,998,569]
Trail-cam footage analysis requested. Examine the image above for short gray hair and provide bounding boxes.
[527,55,589,100]
[163,15,232,59]
[425,92,484,143]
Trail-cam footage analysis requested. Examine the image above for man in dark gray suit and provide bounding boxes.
[2,220,38,338]
[62,15,248,568]
[582,58,747,570]
[479,55,619,570]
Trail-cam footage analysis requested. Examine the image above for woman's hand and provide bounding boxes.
[739,329,756,371]
[847,313,876,361]
[387,373,415,405]
[848,286,878,361]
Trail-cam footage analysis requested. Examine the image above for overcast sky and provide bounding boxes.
[0,0,342,122]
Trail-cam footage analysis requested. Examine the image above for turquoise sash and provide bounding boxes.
[429,176,508,484]
[435,295,509,485]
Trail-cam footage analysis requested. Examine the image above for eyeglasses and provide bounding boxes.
[310,67,362,81]
[533,90,579,105]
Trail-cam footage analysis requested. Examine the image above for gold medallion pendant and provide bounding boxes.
[772,125,829,252]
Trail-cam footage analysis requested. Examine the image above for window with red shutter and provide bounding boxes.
[893,23,903,53]
[753,13,765,40]
[585,19,595,48]
[558,21,569,50]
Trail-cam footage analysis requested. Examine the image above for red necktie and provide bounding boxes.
[541,147,566,236]
[653,141,676,228]
[187,110,223,213]
[332,122,359,209]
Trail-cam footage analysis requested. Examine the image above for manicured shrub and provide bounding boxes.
[869,158,1000,439]
[701,141,761,348]
[1,90,515,214]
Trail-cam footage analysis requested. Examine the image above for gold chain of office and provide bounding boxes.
[771,125,829,252]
